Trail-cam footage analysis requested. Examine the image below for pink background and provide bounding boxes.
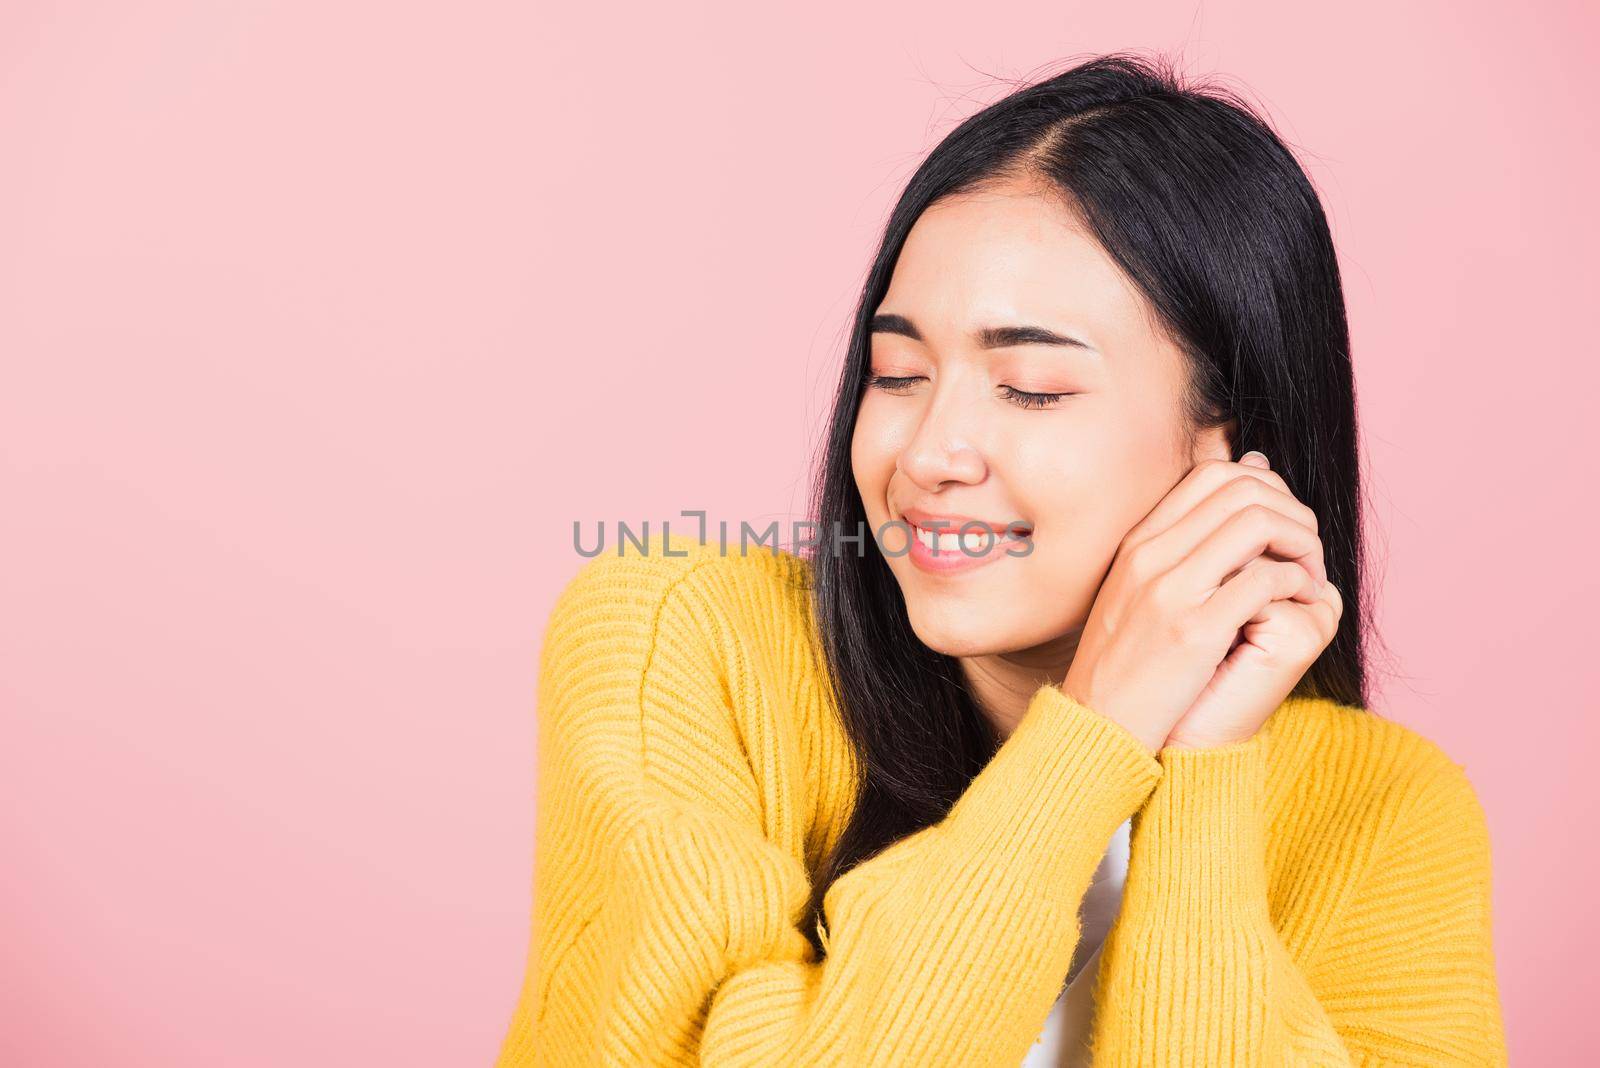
[2,3,1594,1064]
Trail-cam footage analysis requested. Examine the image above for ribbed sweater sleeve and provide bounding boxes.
[1086,727,1509,1066]
[493,552,1165,1066]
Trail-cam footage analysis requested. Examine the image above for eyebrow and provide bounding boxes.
[869,313,1098,354]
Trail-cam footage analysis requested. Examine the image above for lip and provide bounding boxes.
[899,507,1032,537]
[896,507,1032,575]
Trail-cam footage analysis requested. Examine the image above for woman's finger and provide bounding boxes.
[1227,555,1324,606]
[1197,557,1323,634]
[1176,502,1327,595]
[1126,455,1295,546]
[1129,471,1322,585]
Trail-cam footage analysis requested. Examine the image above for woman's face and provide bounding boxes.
[851,177,1228,666]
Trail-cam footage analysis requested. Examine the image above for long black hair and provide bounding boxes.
[797,51,1384,958]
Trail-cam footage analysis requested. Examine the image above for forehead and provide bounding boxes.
[878,185,1155,348]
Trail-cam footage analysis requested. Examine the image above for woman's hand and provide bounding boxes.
[1060,451,1342,754]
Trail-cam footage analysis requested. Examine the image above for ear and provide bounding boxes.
[1191,417,1238,465]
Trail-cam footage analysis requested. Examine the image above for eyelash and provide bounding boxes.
[863,374,1073,410]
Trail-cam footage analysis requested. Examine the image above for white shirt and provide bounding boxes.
[1020,815,1132,1067]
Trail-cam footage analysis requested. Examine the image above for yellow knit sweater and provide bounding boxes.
[494,532,1509,1066]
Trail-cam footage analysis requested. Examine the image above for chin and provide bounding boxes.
[902,602,1022,658]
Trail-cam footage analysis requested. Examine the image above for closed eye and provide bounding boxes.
[997,385,1073,409]
[863,373,924,392]
[864,374,1074,409]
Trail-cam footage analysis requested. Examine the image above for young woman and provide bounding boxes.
[495,54,1509,1066]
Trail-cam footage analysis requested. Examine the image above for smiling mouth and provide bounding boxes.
[902,519,1033,555]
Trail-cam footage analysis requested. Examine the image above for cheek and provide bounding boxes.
[1026,399,1182,501]
[1013,408,1179,564]
[850,404,895,508]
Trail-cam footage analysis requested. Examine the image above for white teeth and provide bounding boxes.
[911,524,1028,554]
[961,531,991,554]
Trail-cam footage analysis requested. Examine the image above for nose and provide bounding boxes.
[896,383,987,490]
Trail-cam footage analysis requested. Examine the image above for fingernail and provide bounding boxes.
[1241,450,1268,466]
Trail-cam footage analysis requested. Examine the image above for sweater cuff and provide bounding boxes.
[935,684,1165,896]
[1129,728,1274,928]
